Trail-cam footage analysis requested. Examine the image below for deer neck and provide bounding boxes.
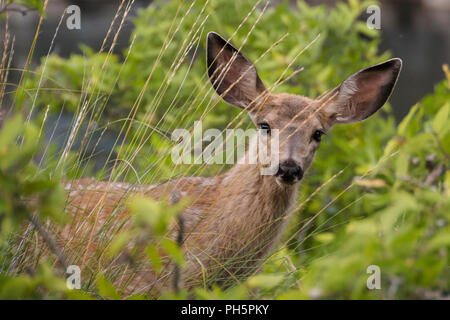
[197,160,299,272]
[220,162,299,221]
[221,132,299,220]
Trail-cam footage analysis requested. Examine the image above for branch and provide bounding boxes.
[28,214,69,271]
[173,214,184,294]
[424,164,446,186]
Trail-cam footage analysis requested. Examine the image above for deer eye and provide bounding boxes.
[258,122,271,134]
[312,130,324,142]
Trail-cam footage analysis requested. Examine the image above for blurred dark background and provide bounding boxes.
[2,0,450,120]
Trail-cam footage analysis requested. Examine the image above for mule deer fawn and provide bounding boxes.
[28,32,402,296]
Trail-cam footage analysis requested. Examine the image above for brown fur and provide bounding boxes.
[49,158,299,295]
[22,33,402,296]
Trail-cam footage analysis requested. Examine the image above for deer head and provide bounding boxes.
[207,32,402,185]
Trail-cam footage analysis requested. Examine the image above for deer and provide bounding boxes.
[23,32,402,296]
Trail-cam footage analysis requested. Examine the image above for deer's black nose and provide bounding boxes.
[277,160,303,183]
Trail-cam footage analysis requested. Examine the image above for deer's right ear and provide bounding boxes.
[206,32,267,109]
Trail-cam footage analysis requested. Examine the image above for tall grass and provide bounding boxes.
[3,0,439,299]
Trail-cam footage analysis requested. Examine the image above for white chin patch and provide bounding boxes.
[275,177,284,188]
[275,176,298,187]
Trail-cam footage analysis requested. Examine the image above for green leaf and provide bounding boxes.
[433,102,450,137]
[107,232,131,257]
[398,103,419,136]
[247,274,284,290]
[97,275,120,300]
[426,231,450,251]
[314,232,335,243]
[162,238,184,266]
[146,244,162,274]
[66,290,95,300]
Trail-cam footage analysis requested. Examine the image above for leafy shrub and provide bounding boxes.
[0,115,67,299]
[1,0,448,299]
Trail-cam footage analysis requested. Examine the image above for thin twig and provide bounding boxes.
[28,215,69,271]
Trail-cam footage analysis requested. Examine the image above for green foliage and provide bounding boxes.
[0,0,45,16]
[0,263,66,299]
[0,115,66,245]
[0,116,68,299]
[2,0,449,299]
[95,196,189,299]
[285,78,450,299]
[96,274,121,300]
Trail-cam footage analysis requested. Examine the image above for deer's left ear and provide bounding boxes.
[320,58,402,124]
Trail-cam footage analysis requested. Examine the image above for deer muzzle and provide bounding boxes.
[276,160,303,184]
